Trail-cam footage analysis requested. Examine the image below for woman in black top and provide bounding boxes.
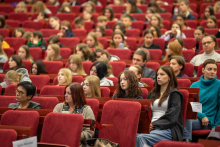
[142,30,161,49]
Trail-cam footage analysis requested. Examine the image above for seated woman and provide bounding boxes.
[8,55,25,71]
[83,10,93,23]
[161,22,186,41]
[203,5,214,20]
[149,25,162,38]
[170,56,188,77]
[176,14,191,29]
[57,21,75,37]
[31,60,48,75]
[113,22,127,36]
[45,44,61,61]
[68,54,86,75]
[89,61,114,86]
[141,29,161,49]
[136,65,183,146]
[1,68,32,88]
[18,45,34,63]
[103,7,118,21]
[59,2,72,13]
[14,1,27,13]
[34,12,48,22]
[148,0,166,13]
[57,68,72,86]
[214,1,220,13]
[94,26,105,38]
[145,7,155,24]
[109,31,129,49]
[112,70,143,99]
[97,57,114,77]
[149,13,164,29]
[125,0,142,14]
[86,32,103,49]
[31,1,51,14]
[48,0,60,6]
[90,48,120,62]
[83,75,101,97]
[128,65,148,87]
[8,81,41,109]
[207,16,218,28]
[85,1,96,13]
[14,27,25,38]
[75,43,91,61]
[53,82,95,147]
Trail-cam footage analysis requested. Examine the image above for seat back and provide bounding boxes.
[106,77,118,86]
[4,37,26,52]
[56,13,76,21]
[43,61,63,74]
[141,88,148,99]
[131,21,144,32]
[0,96,17,107]
[41,113,83,147]
[0,28,10,38]
[182,50,195,62]
[40,85,66,96]
[59,37,80,48]
[0,129,17,147]
[177,79,191,87]
[110,61,126,77]
[1,110,39,136]
[40,29,60,37]
[99,100,141,147]
[154,140,203,147]
[86,99,99,120]
[29,47,42,61]
[5,84,18,95]
[8,12,29,22]
[182,29,195,38]
[205,28,219,35]
[29,75,50,92]
[107,49,131,60]
[148,49,162,60]
[60,48,72,59]
[140,78,154,87]
[126,29,141,37]
[72,29,87,37]
[125,38,137,52]
[179,89,189,131]
[32,97,59,109]
[5,20,20,28]
[22,20,44,30]
[145,62,160,73]
[53,76,84,85]
[100,87,110,97]
[183,38,196,49]
[3,48,14,58]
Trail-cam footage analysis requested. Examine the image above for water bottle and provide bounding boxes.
[118,41,124,49]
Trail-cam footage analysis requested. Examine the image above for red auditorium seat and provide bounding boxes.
[154,140,204,147]
[53,75,84,85]
[95,5,103,13]
[60,48,72,59]
[109,5,126,13]
[0,5,14,14]
[107,21,117,29]
[182,50,195,62]
[177,79,191,87]
[160,4,173,13]
[99,100,141,147]
[4,37,26,52]
[3,60,32,73]
[5,20,20,28]
[126,29,141,37]
[189,3,197,12]
[32,97,59,109]
[59,37,80,48]
[191,12,198,19]
[100,87,110,97]
[200,3,214,15]
[40,85,66,96]
[40,113,83,147]
[0,96,17,107]
[145,62,160,73]
[43,61,63,74]
[72,21,94,32]
[39,29,60,37]
[162,20,171,30]
[215,12,220,19]
[148,49,162,60]
[31,13,52,20]
[0,85,2,94]
[205,28,219,35]
[72,29,87,37]
[186,20,197,29]
[24,28,35,32]
[159,13,172,20]
[182,29,195,38]
[131,13,145,21]
[8,13,29,22]
[114,13,122,20]
[22,20,45,30]
[4,0,23,3]
[29,47,42,61]
[183,38,196,49]
[71,5,81,13]
[5,84,18,95]
[0,29,10,38]
[46,5,59,15]
[1,110,39,136]
[141,87,148,99]
[29,75,50,92]
[138,38,165,52]
[0,129,17,147]
[107,49,131,60]
[106,77,118,86]
[197,63,220,77]
[110,61,126,77]
[3,48,14,58]
[125,38,137,52]
[56,13,76,21]
[26,4,33,12]
[179,89,189,130]
[137,5,148,12]
[86,99,99,119]
[131,21,145,31]
[141,78,154,87]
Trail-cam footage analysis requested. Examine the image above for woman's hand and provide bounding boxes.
[57,32,64,37]
[164,30,172,36]
[150,123,154,131]
[202,117,209,126]
[176,29,181,36]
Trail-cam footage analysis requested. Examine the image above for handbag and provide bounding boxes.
[85,138,119,147]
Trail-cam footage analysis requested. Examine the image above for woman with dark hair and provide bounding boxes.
[103,7,118,21]
[0,15,9,28]
[18,45,34,63]
[128,65,148,87]
[170,56,188,77]
[149,25,162,38]
[149,13,164,29]
[194,26,206,52]
[203,5,214,20]
[75,43,91,61]
[14,27,25,37]
[94,26,105,38]
[8,55,25,71]
[176,14,191,29]
[148,1,166,13]
[53,82,95,147]
[31,60,48,75]
[145,7,155,24]
[207,16,218,28]
[142,30,161,49]
[112,70,143,99]
[59,2,72,13]
[136,65,183,147]
[57,21,75,37]
[90,48,120,62]
[109,31,129,49]
[89,61,114,86]
[125,0,142,14]
[113,22,127,37]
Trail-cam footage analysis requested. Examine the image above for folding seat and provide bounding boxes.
[0,85,2,94]
[107,21,117,29]
[40,113,83,147]
[154,140,203,147]
[5,20,20,28]
[98,100,141,147]
[40,85,66,96]
[183,38,196,49]
[110,61,127,77]
[26,4,33,12]
[39,29,60,37]
[43,61,63,74]
[95,5,103,13]
[179,89,189,129]
[106,77,118,86]
[60,48,72,59]
[31,13,52,20]
[3,48,14,58]
[145,62,160,73]
[107,49,131,60]
[4,37,26,52]
[215,12,220,19]
[22,20,45,30]
[131,13,145,21]
[72,29,87,37]
[53,75,84,85]
[100,87,110,97]
[141,88,148,99]
[160,4,173,13]
[148,49,162,60]
[189,3,197,13]
[59,37,80,48]
[29,75,50,92]
[162,20,171,30]
[8,12,29,22]
[29,47,42,61]
[182,29,195,38]
[186,20,197,29]
[56,13,76,21]
[0,29,10,38]
[200,20,207,28]
[126,29,141,37]
[77,21,94,32]
[109,5,126,13]
[137,5,148,13]
[183,63,194,77]
[131,21,144,32]
[4,84,18,95]
[24,28,35,32]
[191,12,198,19]
[32,97,59,109]
[114,13,122,20]
[46,5,59,15]
[159,13,172,20]
[177,79,191,87]
[205,28,219,35]
[140,78,154,87]
[1,110,39,136]
[71,5,81,13]
[182,50,195,62]
[0,96,17,107]
[200,3,214,15]
[105,29,113,36]
[0,129,17,147]
[3,60,32,73]
[0,5,14,14]
[125,38,137,52]
[86,99,99,120]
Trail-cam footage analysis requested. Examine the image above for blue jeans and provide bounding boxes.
[183,119,212,140]
[135,129,172,147]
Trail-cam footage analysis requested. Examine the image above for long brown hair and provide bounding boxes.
[163,41,182,61]
[151,65,178,106]
[110,31,128,48]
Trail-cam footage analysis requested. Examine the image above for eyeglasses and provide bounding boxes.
[202,41,213,46]
[15,89,25,96]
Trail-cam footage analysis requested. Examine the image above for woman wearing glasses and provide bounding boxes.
[57,20,75,37]
[8,81,41,109]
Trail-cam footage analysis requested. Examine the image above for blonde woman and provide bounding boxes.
[14,2,27,13]
[18,45,34,63]
[83,75,101,97]
[214,1,220,13]
[86,32,103,49]
[75,43,91,61]
[57,68,72,86]
[128,65,148,87]
[68,54,86,75]
[149,13,164,29]
[97,57,114,77]
[31,1,52,14]
[45,44,61,61]
[59,2,72,13]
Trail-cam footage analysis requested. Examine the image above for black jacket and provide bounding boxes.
[147,88,183,141]
[8,101,42,109]
[112,94,143,100]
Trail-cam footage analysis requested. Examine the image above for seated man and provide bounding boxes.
[74,16,85,30]
[27,31,47,50]
[97,16,109,29]
[124,50,155,80]
[47,35,65,48]
[172,0,195,20]
[183,59,220,142]
[121,13,133,30]
[8,81,41,109]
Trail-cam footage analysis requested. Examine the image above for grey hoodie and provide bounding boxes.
[0,68,32,88]
[0,54,8,73]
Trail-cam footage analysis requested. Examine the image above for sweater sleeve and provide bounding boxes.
[160,34,171,41]
[53,103,63,112]
[65,29,75,37]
